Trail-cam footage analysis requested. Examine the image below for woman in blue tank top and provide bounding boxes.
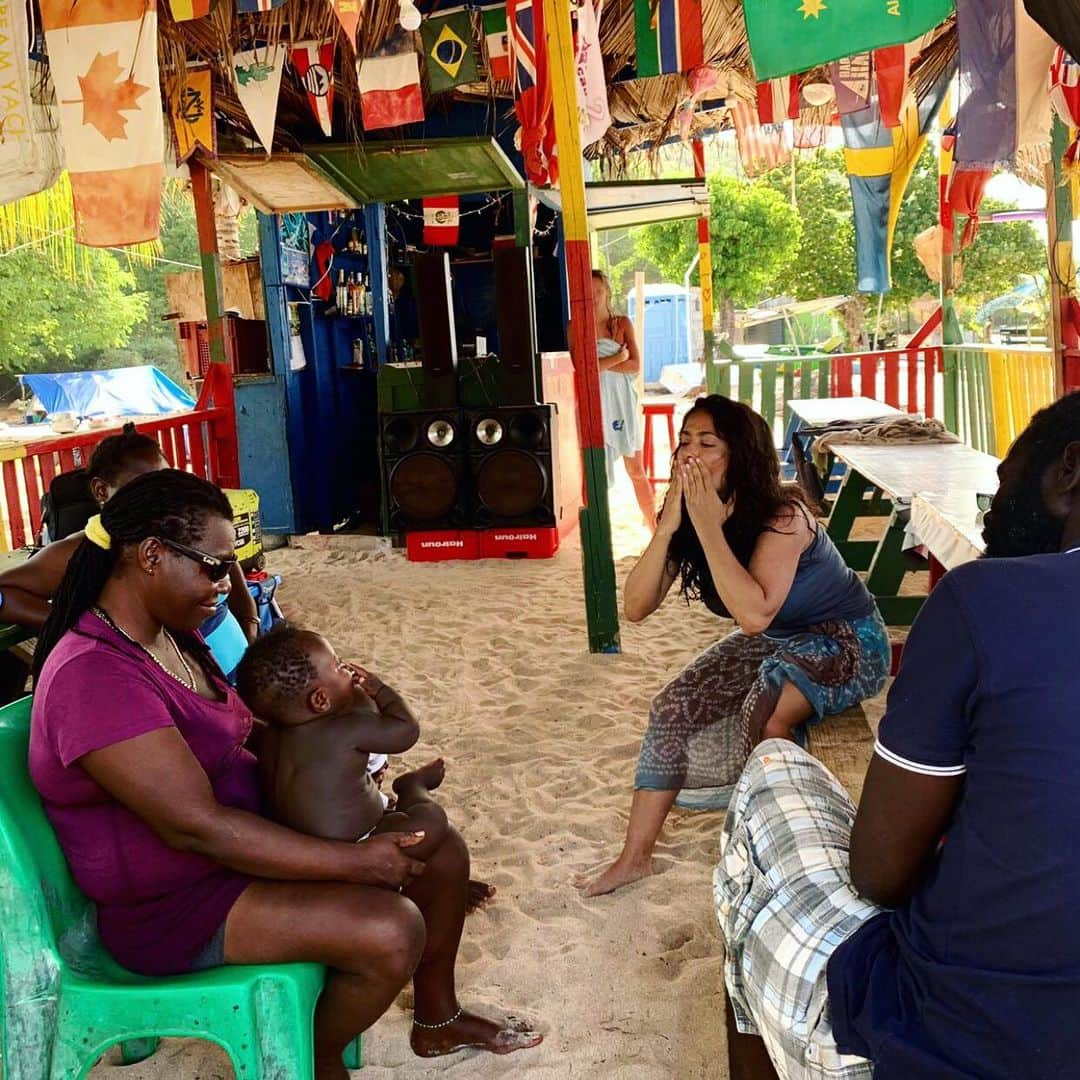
[577,395,890,897]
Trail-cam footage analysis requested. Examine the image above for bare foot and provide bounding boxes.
[393,758,445,798]
[410,1008,542,1058]
[573,857,655,897]
[467,880,497,913]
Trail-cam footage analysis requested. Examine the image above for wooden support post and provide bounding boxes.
[692,139,714,367]
[1047,117,1074,400]
[189,158,239,488]
[543,0,620,653]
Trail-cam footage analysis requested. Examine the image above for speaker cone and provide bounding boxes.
[383,416,419,455]
[475,417,504,446]
[508,410,546,449]
[426,418,456,448]
[390,453,458,521]
[475,450,548,517]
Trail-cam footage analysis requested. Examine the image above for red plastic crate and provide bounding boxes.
[480,526,559,559]
[406,529,484,562]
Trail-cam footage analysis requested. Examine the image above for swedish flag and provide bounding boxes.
[421,11,479,94]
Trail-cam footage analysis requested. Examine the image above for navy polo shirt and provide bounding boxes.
[827,549,1080,1079]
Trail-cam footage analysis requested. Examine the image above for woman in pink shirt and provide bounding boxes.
[29,469,540,1078]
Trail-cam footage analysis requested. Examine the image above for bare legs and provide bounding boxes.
[623,452,658,531]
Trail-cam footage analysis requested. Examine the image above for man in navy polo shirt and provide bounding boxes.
[715,391,1080,1080]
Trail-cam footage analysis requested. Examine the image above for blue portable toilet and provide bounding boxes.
[625,285,703,384]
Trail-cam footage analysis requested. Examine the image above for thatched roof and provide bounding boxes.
[96,0,958,174]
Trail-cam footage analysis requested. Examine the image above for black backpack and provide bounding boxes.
[39,469,99,546]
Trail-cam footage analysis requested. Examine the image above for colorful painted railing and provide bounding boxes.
[707,346,943,444]
[942,345,1056,455]
[0,364,238,552]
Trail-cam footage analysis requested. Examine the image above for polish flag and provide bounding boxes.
[292,40,336,137]
[356,48,424,131]
[41,0,163,246]
[423,196,460,246]
[756,76,799,125]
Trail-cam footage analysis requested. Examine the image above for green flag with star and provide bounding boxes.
[421,10,479,93]
[742,0,954,80]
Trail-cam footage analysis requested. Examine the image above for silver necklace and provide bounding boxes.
[93,607,196,691]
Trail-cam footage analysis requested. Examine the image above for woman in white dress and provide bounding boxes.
[591,270,657,531]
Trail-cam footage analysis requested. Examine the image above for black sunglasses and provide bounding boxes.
[157,537,237,582]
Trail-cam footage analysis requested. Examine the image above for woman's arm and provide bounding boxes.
[226,563,261,643]
[80,728,426,887]
[624,473,682,622]
[610,317,641,375]
[683,460,808,635]
[0,536,82,629]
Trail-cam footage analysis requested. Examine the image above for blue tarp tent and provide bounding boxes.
[20,366,195,418]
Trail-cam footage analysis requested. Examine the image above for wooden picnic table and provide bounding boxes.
[825,442,1000,625]
[0,549,34,654]
[910,487,992,571]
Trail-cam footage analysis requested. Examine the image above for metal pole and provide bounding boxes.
[542,0,620,653]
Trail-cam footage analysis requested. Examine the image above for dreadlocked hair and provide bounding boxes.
[87,423,164,484]
[33,469,234,682]
[664,395,809,615]
[235,625,321,722]
[1009,390,1080,476]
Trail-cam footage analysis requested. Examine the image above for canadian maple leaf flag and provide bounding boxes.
[41,0,164,246]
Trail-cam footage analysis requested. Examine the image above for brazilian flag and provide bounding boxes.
[743,0,954,80]
[421,11,479,93]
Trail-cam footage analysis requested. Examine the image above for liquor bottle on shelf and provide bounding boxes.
[346,274,358,316]
[360,234,368,257]
[335,269,347,312]
[361,274,373,316]
[347,228,361,253]
[351,338,365,369]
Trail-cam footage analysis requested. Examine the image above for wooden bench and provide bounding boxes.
[807,704,874,803]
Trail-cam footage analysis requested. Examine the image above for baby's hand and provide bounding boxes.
[346,664,383,697]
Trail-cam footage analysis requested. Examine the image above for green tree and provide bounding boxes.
[0,247,147,372]
[636,172,801,330]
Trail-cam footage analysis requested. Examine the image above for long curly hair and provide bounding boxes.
[664,395,807,611]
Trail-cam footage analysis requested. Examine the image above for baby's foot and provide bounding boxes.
[393,758,446,798]
[467,880,497,913]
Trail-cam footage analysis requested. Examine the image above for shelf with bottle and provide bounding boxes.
[342,322,380,374]
[329,269,378,320]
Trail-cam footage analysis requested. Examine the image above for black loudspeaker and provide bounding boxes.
[467,404,558,527]
[381,409,468,531]
[493,244,538,405]
[415,252,458,408]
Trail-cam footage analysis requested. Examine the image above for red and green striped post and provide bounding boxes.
[542,0,620,653]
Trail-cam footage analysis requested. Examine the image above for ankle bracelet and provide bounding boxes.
[412,1007,463,1030]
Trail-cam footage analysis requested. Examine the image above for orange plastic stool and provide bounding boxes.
[642,401,677,490]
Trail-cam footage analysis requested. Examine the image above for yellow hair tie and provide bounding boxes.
[84,515,112,551]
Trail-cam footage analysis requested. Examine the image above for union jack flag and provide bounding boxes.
[509,0,538,93]
[508,0,555,184]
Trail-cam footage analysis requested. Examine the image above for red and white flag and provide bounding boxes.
[756,76,798,125]
[423,195,460,245]
[41,0,163,246]
[291,40,335,137]
[731,98,790,177]
[356,47,424,131]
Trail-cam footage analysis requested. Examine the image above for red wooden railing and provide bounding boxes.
[0,364,239,551]
[829,345,943,418]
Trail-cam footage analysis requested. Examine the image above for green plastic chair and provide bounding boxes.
[0,696,362,1079]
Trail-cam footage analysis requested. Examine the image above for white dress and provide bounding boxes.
[597,334,641,487]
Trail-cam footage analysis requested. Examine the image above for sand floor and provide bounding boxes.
[88,466,894,1080]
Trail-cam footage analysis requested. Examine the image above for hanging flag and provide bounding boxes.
[421,11,479,93]
[575,0,610,145]
[482,3,511,81]
[0,0,63,204]
[423,196,460,245]
[873,46,907,128]
[168,64,215,163]
[167,0,215,20]
[841,64,953,293]
[1024,2,1080,65]
[1049,46,1080,175]
[331,0,363,50]
[510,0,556,184]
[236,0,286,9]
[41,0,164,247]
[743,0,952,81]
[291,40,336,137]
[955,0,1056,169]
[756,77,798,125]
[830,53,871,115]
[633,0,703,78]
[357,46,424,131]
[730,98,791,177]
[233,45,286,153]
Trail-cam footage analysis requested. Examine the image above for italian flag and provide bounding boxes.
[356,48,424,131]
[482,5,511,82]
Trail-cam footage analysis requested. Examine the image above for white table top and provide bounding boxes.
[787,396,905,427]
[829,442,1001,504]
[911,490,991,569]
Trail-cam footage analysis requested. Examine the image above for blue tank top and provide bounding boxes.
[701,521,875,637]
